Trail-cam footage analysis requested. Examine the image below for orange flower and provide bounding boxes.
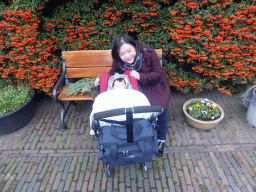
[121,0,131,4]
[177,40,184,45]
[175,48,181,52]
[107,7,115,12]
[1,73,8,78]
[142,0,154,6]
[194,20,203,27]
[203,30,210,37]
[193,27,202,33]
[214,4,221,8]
[195,15,201,20]
[170,11,177,16]
[193,35,201,40]
[115,12,122,18]
[104,21,112,25]
[181,13,188,16]
[186,2,197,9]
[247,5,256,13]
[222,18,229,24]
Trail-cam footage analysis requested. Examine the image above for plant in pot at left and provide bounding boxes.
[0,79,37,134]
[0,6,61,133]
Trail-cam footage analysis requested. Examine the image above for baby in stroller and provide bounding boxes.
[90,71,152,135]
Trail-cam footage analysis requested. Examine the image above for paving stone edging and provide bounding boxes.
[1,142,256,156]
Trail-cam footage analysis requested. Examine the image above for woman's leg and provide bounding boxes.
[157,109,169,140]
[156,109,169,156]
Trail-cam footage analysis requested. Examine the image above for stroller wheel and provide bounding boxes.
[144,165,148,172]
[104,163,111,177]
[143,162,149,172]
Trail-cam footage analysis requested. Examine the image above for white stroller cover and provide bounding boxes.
[90,89,152,127]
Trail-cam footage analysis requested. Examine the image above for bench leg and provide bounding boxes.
[58,100,72,132]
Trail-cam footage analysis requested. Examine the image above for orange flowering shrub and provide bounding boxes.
[0,6,61,94]
[1,0,256,96]
[42,0,167,51]
[42,0,256,95]
[165,0,256,95]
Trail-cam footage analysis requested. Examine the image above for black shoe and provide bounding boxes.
[157,141,165,157]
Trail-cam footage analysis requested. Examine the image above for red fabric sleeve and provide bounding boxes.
[99,71,111,94]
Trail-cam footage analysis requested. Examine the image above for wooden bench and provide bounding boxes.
[53,49,162,131]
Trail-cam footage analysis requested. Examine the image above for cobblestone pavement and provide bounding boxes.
[0,88,256,192]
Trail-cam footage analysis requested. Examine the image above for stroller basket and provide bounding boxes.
[92,105,163,176]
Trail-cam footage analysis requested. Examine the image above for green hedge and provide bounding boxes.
[0,0,256,95]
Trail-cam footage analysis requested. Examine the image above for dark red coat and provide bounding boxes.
[109,45,171,109]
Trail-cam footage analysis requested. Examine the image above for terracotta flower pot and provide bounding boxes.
[183,98,225,130]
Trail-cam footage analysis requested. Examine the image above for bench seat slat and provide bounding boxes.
[58,86,94,101]
[66,67,111,78]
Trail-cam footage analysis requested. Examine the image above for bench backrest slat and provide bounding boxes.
[62,49,162,78]
[65,67,112,78]
[63,50,113,68]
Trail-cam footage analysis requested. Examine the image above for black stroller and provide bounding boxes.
[91,105,163,177]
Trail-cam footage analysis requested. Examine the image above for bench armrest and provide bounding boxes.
[53,60,66,102]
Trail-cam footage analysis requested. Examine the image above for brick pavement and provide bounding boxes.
[0,88,256,191]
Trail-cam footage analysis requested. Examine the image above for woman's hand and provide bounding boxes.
[95,77,100,87]
[130,70,140,80]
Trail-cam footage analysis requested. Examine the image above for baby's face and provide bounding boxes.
[113,80,126,89]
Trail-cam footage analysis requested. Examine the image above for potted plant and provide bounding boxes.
[0,80,36,134]
[183,98,224,130]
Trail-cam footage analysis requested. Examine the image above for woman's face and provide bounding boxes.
[119,43,136,64]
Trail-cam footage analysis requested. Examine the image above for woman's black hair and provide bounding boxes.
[111,34,140,62]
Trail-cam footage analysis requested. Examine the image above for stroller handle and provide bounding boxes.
[93,105,163,120]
